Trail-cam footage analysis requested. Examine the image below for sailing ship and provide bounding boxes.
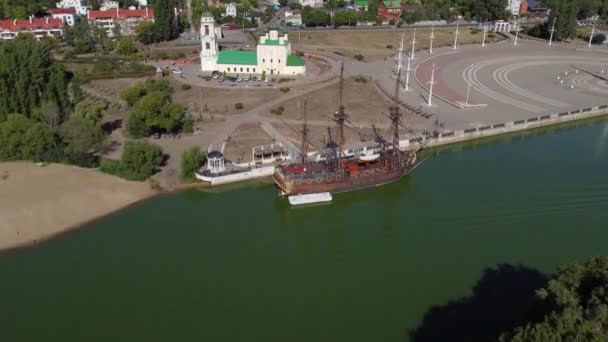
[273,65,418,196]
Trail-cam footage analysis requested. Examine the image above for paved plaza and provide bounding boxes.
[379,38,608,131]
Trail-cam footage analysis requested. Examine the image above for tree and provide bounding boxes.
[154,0,178,41]
[499,257,608,341]
[60,116,105,165]
[180,147,205,183]
[73,98,106,124]
[592,32,606,44]
[456,0,508,21]
[116,36,136,55]
[100,141,163,181]
[546,0,579,40]
[127,91,184,137]
[135,20,157,44]
[120,78,173,106]
[333,9,358,26]
[0,35,68,119]
[64,20,108,53]
[0,114,58,161]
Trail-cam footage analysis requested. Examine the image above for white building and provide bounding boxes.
[493,20,512,32]
[56,0,88,16]
[506,0,521,16]
[299,0,324,8]
[225,3,237,17]
[0,17,65,40]
[49,8,76,26]
[200,16,305,76]
[87,8,154,37]
[284,10,302,27]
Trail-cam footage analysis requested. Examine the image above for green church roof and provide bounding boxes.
[286,54,305,67]
[382,0,401,8]
[355,0,369,6]
[216,50,258,65]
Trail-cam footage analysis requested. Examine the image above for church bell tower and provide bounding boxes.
[200,11,218,72]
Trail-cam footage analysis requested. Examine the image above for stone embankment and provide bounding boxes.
[401,105,608,150]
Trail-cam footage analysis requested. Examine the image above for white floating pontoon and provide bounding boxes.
[288,192,332,206]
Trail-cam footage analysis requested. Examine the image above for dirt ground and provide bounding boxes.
[264,77,395,123]
[301,28,506,61]
[223,123,274,163]
[0,162,157,251]
[89,77,280,115]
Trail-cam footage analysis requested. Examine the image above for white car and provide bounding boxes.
[171,68,183,74]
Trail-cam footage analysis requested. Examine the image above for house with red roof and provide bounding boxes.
[49,8,76,26]
[377,0,402,22]
[0,17,65,41]
[87,8,154,37]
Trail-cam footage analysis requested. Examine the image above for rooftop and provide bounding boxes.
[49,8,76,14]
[382,0,401,9]
[286,54,305,66]
[355,0,369,6]
[0,18,65,30]
[216,50,258,65]
[87,8,154,20]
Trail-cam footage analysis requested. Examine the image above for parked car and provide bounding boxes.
[171,67,183,74]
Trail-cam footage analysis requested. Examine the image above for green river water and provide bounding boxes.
[2,119,608,342]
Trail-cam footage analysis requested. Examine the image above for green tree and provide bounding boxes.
[120,78,173,106]
[333,8,358,26]
[0,35,68,119]
[500,257,608,341]
[154,0,178,41]
[116,36,136,55]
[135,20,157,44]
[100,141,163,181]
[180,146,205,183]
[73,98,106,124]
[60,116,105,165]
[546,0,579,40]
[128,91,184,137]
[0,114,58,161]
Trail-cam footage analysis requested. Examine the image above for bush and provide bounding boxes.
[470,28,480,34]
[234,103,244,110]
[354,76,367,83]
[271,106,284,115]
[488,33,496,38]
[180,147,205,183]
[100,141,163,181]
[279,87,290,93]
[181,84,191,90]
[592,33,606,45]
[182,115,194,133]
[354,54,365,61]
[386,44,393,49]
[277,78,291,83]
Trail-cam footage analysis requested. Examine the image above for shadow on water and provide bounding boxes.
[408,263,549,342]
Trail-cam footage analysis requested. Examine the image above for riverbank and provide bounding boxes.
[0,162,158,252]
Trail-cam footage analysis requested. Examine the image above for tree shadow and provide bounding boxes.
[101,119,123,134]
[408,263,549,342]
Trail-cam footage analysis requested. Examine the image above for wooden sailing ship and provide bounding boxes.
[273,65,417,196]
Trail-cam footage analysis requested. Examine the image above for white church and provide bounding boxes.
[199,13,305,76]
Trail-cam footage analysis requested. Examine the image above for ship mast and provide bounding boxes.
[333,63,349,166]
[300,100,309,168]
[389,68,402,153]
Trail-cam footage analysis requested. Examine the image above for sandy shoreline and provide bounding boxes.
[0,162,158,252]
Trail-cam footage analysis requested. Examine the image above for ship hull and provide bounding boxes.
[274,153,416,196]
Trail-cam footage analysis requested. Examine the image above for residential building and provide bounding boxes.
[87,8,154,37]
[520,0,528,15]
[377,0,402,22]
[299,0,324,9]
[0,17,65,40]
[100,1,120,10]
[354,0,368,11]
[284,10,302,27]
[49,8,76,26]
[506,0,521,16]
[526,0,549,18]
[225,3,237,17]
[56,0,88,16]
[200,17,305,76]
